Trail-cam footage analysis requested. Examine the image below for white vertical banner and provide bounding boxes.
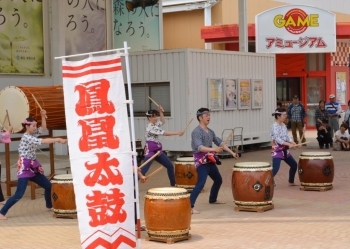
[62,54,136,248]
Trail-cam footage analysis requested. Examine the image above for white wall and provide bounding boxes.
[125,49,276,152]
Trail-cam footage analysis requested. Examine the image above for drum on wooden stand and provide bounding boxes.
[144,187,191,243]
[0,86,65,132]
[232,162,274,212]
[298,152,334,191]
[51,174,77,219]
[174,157,197,191]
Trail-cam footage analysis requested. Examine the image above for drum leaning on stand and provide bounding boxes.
[144,187,191,243]
[232,162,274,212]
[174,157,197,191]
[0,86,65,133]
[51,174,77,219]
[298,152,334,191]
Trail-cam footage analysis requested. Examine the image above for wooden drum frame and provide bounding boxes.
[51,174,77,219]
[174,157,197,191]
[144,187,191,243]
[232,162,274,211]
[0,86,65,133]
[298,152,334,191]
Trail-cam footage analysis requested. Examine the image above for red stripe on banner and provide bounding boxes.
[86,235,136,249]
[62,66,122,78]
[62,58,121,71]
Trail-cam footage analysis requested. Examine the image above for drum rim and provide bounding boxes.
[53,174,73,179]
[300,152,332,156]
[147,187,187,194]
[234,162,270,167]
[176,157,194,162]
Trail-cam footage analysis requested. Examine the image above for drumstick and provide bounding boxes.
[290,141,310,148]
[145,166,163,179]
[148,96,164,112]
[5,110,11,126]
[138,151,161,169]
[31,94,48,119]
[223,130,234,145]
[182,118,193,132]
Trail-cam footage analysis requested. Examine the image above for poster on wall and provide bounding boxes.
[65,0,107,56]
[207,78,223,111]
[251,79,263,109]
[0,1,44,74]
[336,72,346,105]
[238,79,251,109]
[223,79,238,110]
[112,0,162,52]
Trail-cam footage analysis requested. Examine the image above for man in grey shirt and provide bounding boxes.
[190,108,238,214]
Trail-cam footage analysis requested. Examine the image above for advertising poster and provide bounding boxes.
[113,0,162,52]
[208,78,223,111]
[252,79,263,109]
[65,0,107,56]
[0,0,44,74]
[238,79,251,109]
[223,79,238,110]
[336,72,346,105]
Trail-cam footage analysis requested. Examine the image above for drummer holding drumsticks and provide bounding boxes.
[190,108,238,214]
[270,108,300,187]
[0,110,67,220]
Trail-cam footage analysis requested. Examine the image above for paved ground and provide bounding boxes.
[1,130,350,249]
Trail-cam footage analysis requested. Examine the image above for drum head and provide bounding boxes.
[176,157,194,162]
[53,174,73,180]
[234,162,270,168]
[300,152,331,156]
[0,86,30,133]
[147,187,187,194]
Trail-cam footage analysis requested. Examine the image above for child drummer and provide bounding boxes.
[0,110,67,220]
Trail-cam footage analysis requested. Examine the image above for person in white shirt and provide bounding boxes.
[334,123,350,150]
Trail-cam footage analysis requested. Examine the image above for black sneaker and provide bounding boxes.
[325,145,329,149]
[319,146,323,149]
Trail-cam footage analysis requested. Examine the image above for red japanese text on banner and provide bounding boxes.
[62,54,136,249]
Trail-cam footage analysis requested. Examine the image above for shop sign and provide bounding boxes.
[256,5,336,53]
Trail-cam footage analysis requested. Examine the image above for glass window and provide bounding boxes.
[306,77,326,127]
[306,53,325,71]
[125,82,171,117]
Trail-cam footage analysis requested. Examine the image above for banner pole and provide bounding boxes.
[124,41,142,249]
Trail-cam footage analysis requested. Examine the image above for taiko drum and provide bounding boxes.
[51,174,77,218]
[144,187,191,239]
[232,162,274,207]
[298,152,334,189]
[174,157,197,191]
[0,86,65,132]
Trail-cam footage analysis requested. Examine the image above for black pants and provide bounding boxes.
[316,134,332,147]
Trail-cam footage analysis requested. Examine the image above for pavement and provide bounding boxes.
[1,130,350,249]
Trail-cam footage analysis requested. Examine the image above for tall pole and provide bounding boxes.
[238,0,248,52]
[204,6,212,50]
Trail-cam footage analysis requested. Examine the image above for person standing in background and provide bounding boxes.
[287,95,307,145]
[325,94,342,140]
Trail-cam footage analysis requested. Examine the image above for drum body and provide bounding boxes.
[175,157,197,190]
[144,187,191,239]
[232,162,274,207]
[0,86,65,132]
[298,152,334,188]
[51,174,76,217]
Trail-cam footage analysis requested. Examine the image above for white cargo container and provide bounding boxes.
[124,48,276,153]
